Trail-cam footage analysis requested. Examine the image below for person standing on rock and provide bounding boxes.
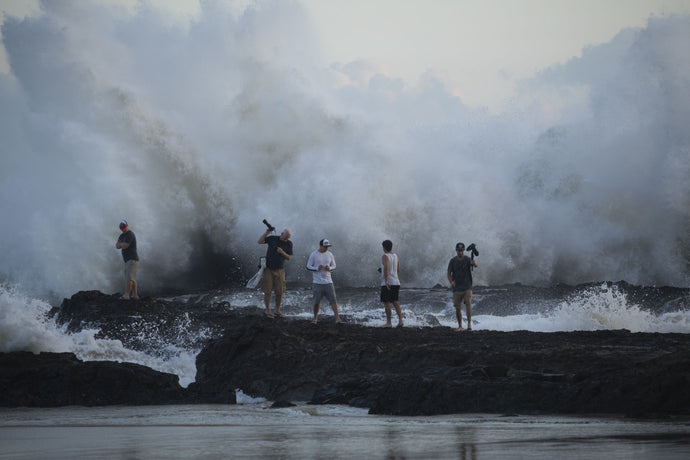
[115,220,139,300]
[258,227,293,318]
[306,239,343,324]
[380,239,403,328]
[447,242,477,331]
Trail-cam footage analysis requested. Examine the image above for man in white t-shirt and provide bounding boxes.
[306,239,343,324]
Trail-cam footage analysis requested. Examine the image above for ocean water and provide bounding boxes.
[2,403,690,459]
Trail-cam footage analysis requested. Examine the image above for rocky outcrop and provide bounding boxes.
[192,316,690,417]
[52,290,232,351]
[3,290,688,416]
[0,351,189,407]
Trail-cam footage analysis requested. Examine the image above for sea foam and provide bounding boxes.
[0,285,198,386]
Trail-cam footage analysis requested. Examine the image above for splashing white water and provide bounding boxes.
[0,1,688,302]
[206,284,690,334]
[235,388,267,404]
[0,285,198,386]
[467,284,690,333]
[0,285,73,353]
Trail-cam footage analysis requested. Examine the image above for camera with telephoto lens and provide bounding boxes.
[262,219,275,232]
[466,243,479,257]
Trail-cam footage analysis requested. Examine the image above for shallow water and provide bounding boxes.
[2,404,690,459]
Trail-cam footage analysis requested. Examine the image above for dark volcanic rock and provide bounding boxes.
[53,290,238,352]
[7,289,689,415]
[0,351,189,407]
[193,318,690,417]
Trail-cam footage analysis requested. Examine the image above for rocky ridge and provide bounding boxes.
[1,291,689,417]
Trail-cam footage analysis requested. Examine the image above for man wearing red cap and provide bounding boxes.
[115,220,139,300]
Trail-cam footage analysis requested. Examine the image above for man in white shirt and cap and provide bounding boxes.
[306,238,343,324]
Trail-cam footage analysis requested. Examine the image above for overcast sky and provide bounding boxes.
[2,0,689,108]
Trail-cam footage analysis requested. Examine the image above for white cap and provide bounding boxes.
[320,239,332,247]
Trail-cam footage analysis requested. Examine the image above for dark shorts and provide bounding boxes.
[380,285,400,302]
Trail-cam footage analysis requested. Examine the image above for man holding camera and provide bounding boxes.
[258,226,293,318]
[447,242,478,331]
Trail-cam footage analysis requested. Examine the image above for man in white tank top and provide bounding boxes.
[380,239,403,327]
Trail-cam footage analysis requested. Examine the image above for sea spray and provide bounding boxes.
[470,283,690,333]
[0,285,73,353]
[0,1,688,301]
[0,285,198,386]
